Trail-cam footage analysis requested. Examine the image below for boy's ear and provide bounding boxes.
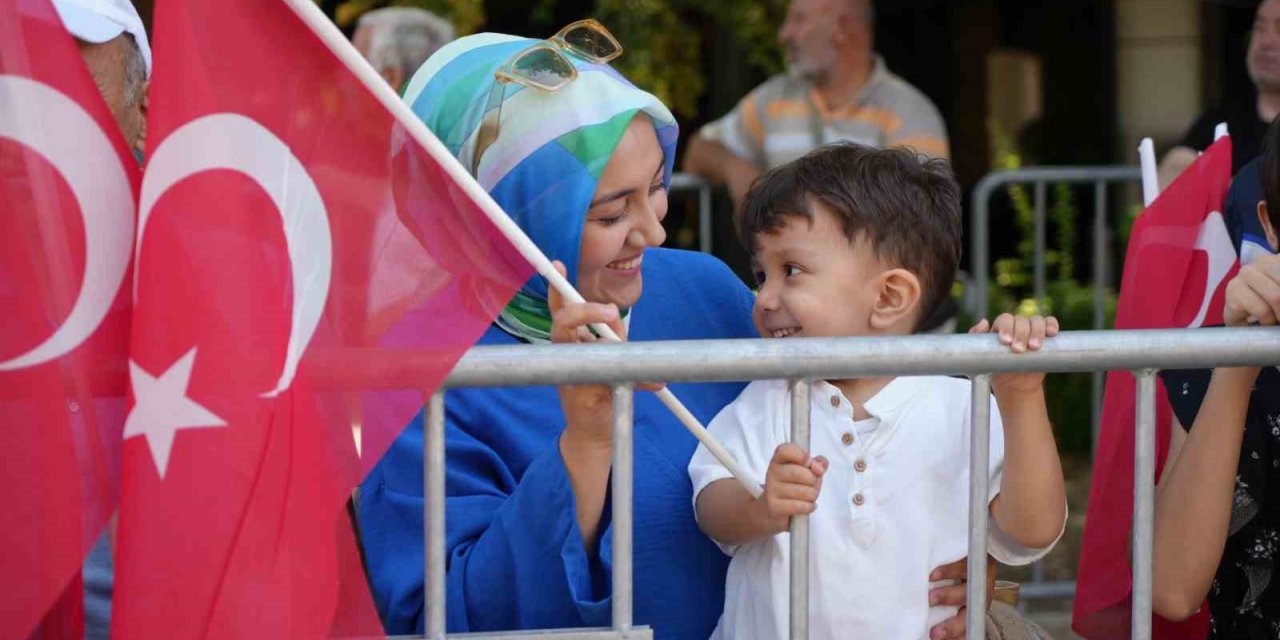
[869,268,922,331]
[1259,201,1280,252]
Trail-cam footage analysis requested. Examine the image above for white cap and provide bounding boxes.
[52,0,151,76]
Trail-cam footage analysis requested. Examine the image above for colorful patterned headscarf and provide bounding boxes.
[402,32,678,342]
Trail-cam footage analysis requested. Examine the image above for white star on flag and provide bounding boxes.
[124,348,226,478]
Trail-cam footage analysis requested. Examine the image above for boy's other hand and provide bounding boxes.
[969,313,1059,396]
[1224,253,1280,326]
[761,443,828,535]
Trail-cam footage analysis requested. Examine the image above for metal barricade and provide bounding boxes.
[969,166,1144,609]
[669,172,714,255]
[409,326,1280,640]
[970,166,1142,444]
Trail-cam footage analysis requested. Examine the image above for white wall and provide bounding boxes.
[1115,0,1202,161]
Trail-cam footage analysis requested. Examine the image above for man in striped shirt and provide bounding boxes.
[684,0,949,212]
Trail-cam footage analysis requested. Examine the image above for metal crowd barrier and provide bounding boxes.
[970,166,1142,432]
[969,166,1144,608]
[414,326,1280,640]
[669,172,714,254]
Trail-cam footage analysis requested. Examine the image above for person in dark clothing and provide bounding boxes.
[1150,111,1280,636]
[1159,0,1280,184]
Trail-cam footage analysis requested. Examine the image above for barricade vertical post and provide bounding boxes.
[1132,370,1157,640]
[699,181,713,254]
[1033,181,1047,308]
[971,179,992,322]
[1092,180,1108,448]
[789,379,812,640]
[425,391,447,640]
[967,375,992,640]
[611,384,635,632]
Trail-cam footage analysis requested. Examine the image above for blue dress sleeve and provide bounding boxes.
[358,392,609,634]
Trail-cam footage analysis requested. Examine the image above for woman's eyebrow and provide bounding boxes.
[588,165,665,208]
[589,188,634,208]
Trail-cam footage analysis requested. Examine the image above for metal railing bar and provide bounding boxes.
[1092,181,1108,451]
[788,379,812,640]
[426,391,447,640]
[1033,182,1047,308]
[408,328,1280,389]
[385,628,654,639]
[966,375,993,640]
[610,384,635,632]
[1131,370,1157,640]
[1016,580,1077,600]
[668,172,714,255]
[698,182,713,254]
[967,166,1141,321]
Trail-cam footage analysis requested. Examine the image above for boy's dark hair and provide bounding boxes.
[736,142,963,330]
[1262,114,1280,235]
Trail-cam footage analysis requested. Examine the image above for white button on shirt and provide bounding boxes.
[689,376,1062,640]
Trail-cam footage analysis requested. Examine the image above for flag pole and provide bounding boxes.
[1138,138,1158,207]
[279,0,763,497]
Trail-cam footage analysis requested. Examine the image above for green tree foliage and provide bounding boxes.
[331,0,484,35]
[330,0,790,119]
[594,0,788,117]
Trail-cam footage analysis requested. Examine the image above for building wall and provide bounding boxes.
[1114,0,1202,160]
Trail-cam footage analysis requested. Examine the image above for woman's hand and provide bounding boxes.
[548,261,629,447]
[928,555,997,639]
[1224,253,1280,326]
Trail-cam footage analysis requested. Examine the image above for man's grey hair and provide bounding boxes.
[121,33,147,110]
[358,7,455,78]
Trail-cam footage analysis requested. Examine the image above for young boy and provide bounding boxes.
[688,143,1068,640]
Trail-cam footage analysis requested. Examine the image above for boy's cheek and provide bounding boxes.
[751,308,770,338]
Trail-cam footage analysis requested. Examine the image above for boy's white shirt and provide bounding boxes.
[688,376,1064,640]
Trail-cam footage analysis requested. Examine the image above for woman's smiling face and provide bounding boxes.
[576,115,669,309]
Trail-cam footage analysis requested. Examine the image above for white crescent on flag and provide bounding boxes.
[1187,210,1236,329]
[136,113,333,396]
[0,75,134,371]
[125,113,332,478]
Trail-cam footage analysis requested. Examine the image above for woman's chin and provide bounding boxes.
[585,277,643,311]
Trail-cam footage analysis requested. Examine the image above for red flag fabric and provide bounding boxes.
[112,0,532,637]
[0,0,139,636]
[1073,137,1236,638]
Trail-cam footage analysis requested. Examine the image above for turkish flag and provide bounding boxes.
[112,0,532,637]
[0,0,139,637]
[1073,137,1235,638]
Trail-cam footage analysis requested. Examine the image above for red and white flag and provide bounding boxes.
[0,0,138,636]
[112,0,532,636]
[1073,137,1236,638]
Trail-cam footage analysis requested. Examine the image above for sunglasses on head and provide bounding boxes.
[471,19,623,175]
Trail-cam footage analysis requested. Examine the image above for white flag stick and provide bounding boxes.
[1138,138,1158,207]
[282,0,763,497]
[1214,122,1229,141]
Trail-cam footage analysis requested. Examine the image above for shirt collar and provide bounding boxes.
[813,376,922,422]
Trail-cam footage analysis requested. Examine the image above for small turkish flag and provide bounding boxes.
[1073,137,1235,639]
[0,0,139,637]
[112,0,532,637]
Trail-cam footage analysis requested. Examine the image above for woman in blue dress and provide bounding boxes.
[357,26,981,640]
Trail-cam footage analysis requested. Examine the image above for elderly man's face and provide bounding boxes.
[1250,0,1280,93]
[79,35,147,154]
[778,0,842,81]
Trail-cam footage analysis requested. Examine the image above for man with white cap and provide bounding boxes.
[52,0,151,155]
[44,5,150,636]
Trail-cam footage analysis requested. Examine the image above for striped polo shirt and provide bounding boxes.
[700,55,949,169]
